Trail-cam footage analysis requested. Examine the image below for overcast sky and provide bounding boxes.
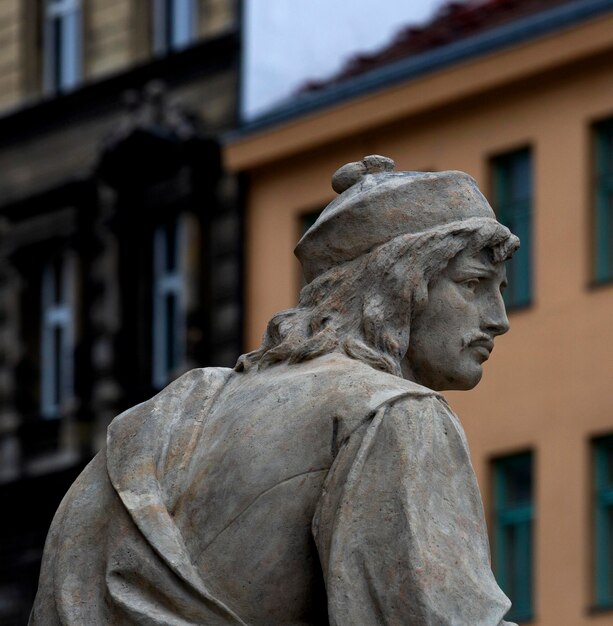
[242,0,453,120]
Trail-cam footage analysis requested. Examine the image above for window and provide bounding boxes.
[152,218,186,389]
[593,435,613,607]
[40,256,75,418]
[491,148,533,308]
[152,0,198,55]
[43,0,82,93]
[493,452,534,622]
[594,120,613,283]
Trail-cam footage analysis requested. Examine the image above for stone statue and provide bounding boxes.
[30,155,519,625]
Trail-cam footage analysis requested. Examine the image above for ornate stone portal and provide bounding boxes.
[30,156,519,625]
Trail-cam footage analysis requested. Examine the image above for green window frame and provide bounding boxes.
[593,435,613,607]
[493,452,534,622]
[491,148,533,308]
[594,120,613,283]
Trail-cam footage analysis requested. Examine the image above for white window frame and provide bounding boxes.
[152,0,198,55]
[152,218,187,389]
[43,0,82,94]
[41,256,75,419]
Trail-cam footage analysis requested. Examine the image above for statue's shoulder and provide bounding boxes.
[285,354,444,415]
[161,366,234,394]
[312,353,440,392]
[293,356,450,454]
[107,366,233,454]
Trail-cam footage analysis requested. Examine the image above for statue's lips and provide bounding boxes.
[467,338,494,361]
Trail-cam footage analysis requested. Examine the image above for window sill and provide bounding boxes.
[588,602,613,615]
[589,276,613,290]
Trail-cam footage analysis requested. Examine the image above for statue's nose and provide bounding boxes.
[483,292,510,337]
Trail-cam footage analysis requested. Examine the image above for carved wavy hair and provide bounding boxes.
[235,218,519,378]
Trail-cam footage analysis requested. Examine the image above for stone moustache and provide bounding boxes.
[31,155,520,625]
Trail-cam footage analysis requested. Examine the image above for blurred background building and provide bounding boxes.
[0,1,242,622]
[2,0,613,624]
[226,0,613,624]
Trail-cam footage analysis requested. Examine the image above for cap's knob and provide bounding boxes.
[331,155,395,194]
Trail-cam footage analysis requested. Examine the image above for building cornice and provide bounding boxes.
[0,30,240,149]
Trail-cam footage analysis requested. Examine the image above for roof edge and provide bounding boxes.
[230,0,613,139]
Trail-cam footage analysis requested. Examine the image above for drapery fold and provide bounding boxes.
[314,394,516,626]
[31,368,247,625]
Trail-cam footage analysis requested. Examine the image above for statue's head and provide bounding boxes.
[237,155,519,391]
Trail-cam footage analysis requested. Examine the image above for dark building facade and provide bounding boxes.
[0,3,243,622]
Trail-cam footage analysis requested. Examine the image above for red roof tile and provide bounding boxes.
[298,0,583,93]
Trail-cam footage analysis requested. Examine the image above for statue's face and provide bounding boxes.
[403,247,509,391]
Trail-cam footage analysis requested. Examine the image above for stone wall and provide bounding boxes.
[0,0,238,114]
[0,0,21,111]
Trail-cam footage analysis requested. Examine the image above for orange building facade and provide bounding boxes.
[227,3,613,624]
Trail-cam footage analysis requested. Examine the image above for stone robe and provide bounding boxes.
[30,354,516,625]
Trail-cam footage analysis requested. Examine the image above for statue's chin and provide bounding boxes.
[401,357,484,391]
[444,369,483,391]
[425,365,484,392]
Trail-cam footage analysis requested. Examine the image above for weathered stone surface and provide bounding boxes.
[31,155,519,625]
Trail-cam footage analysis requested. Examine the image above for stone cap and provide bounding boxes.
[295,155,496,283]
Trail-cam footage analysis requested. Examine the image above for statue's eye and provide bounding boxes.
[461,278,479,292]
